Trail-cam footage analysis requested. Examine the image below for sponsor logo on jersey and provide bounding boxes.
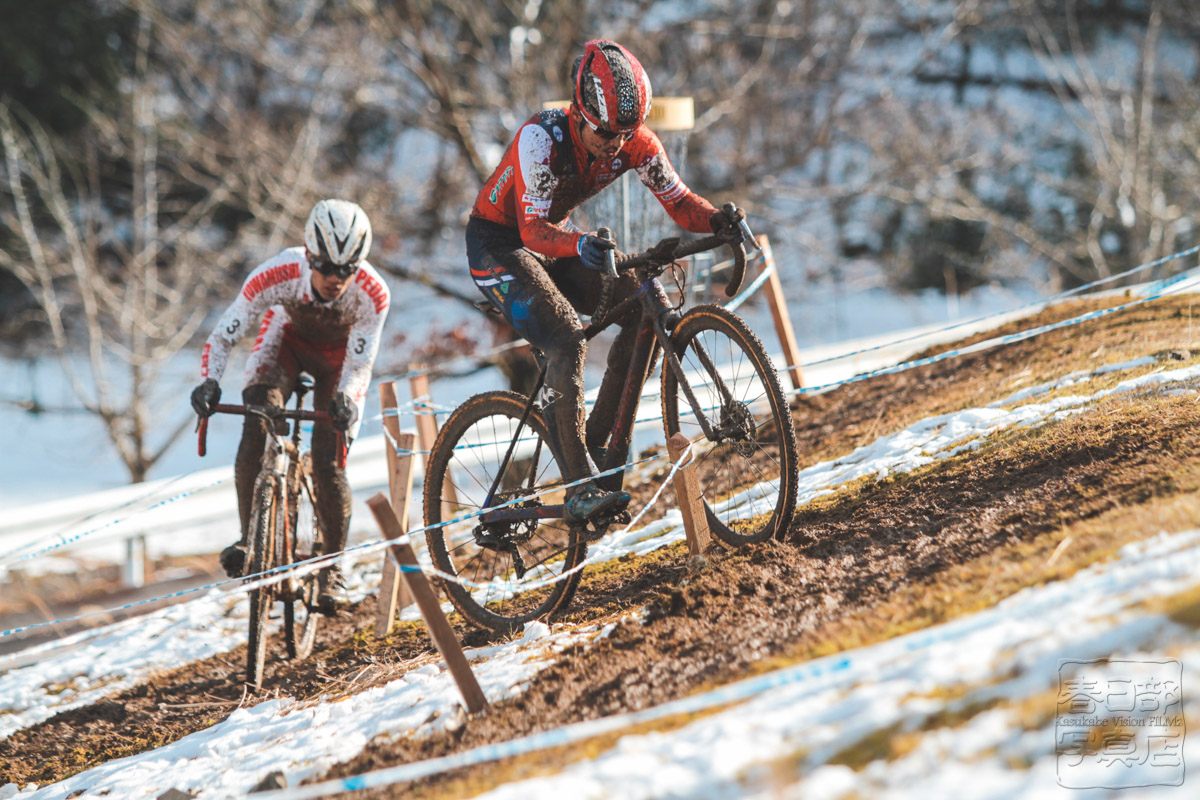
[242,261,301,302]
[250,308,277,353]
[611,157,622,170]
[354,269,390,314]
[489,166,514,204]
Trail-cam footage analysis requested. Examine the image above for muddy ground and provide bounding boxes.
[4,294,1200,793]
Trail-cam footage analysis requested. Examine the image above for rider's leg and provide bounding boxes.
[553,259,641,482]
[469,232,592,481]
[294,339,354,614]
[311,419,351,614]
[466,219,629,521]
[224,313,295,578]
[225,382,287,577]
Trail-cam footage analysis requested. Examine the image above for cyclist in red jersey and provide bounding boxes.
[191,199,390,613]
[467,39,746,524]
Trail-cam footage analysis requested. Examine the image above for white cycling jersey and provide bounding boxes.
[200,246,390,435]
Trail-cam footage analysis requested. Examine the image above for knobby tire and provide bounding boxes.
[245,476,278,689]
[283,465,322,660]
[661,304,799,545]
[424,391,587,633]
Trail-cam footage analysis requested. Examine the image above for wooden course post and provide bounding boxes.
[667,433,710,555]
[409,367,458,512]
[758,235,804,392]
[375,381,415,637]
[367,494,489,714]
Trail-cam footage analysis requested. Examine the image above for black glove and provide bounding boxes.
[329,391,358,433]
[190,378,221,417]
[710,205,747,244]
[577,233,616,272]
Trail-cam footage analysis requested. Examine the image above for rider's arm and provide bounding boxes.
[512,124,585,259]
[200,251,304,381]
[335,263,391,419]
[631,128,717,234]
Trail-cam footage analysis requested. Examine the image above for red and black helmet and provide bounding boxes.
[572,40,652,135]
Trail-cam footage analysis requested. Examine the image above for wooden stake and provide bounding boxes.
[409,367,458,513]
[367,494,488,714]
[375,382,414,637]
[759,235,804,391]
[667,433,710,555]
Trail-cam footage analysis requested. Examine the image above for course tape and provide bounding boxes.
[0,473,192,564]
[385,441,692,595]
[11,246,1197,638]
[791,244,1200,372]
[249,528,1200,800]
[0,473,231,570]
[0,451,672,642]
[252,651,855,800]
[789,284,1181,398]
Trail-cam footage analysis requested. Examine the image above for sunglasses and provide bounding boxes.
[312,259,358,279]
[594,128,629,141]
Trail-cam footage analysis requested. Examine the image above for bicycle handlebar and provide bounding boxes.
[613,204,755,298]
[197,404,338,459]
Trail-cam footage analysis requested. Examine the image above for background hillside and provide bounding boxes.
[3,0,1200,491]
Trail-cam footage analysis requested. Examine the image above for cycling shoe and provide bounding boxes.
[220,542,247,578]
[565,485,631,524]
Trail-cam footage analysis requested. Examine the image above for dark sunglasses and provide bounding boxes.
[594,128,629,141]
[312,259,358,279]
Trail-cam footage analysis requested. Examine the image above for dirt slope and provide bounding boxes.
[4,294,1200,793]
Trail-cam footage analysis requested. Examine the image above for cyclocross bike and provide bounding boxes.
[424,207,800,632]
[197,374,333,689]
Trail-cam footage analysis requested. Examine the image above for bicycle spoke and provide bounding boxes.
[661,305,799,546]
[423,391,585,632]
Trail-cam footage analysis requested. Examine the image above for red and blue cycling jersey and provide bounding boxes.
[469,108,716,258]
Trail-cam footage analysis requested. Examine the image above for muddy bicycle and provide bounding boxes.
[424,211,800,632]
[197,375,334,689]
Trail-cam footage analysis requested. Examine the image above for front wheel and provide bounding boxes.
[661,304,799,546]
[283,465,321,660]
[424,391,587,633]
[245,475,279,690]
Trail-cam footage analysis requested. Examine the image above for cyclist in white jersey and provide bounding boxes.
[191,199,390,613]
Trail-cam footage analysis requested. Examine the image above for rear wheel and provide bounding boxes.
[424,390,587,633]
[283,466,321,660]
[661,304,799,545]
[245,476,278,690]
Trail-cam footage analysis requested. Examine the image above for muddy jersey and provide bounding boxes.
[199,246,390,419]
[470,108,716,258]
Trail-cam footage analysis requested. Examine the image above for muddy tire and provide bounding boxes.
[283,469,321,660]
[245,476,278,690]
[424,391,587,633]
[661,304,799,545]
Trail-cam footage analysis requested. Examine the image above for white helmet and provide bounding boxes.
[305,199,372,267]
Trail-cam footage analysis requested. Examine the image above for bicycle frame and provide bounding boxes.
[478,242,748,528]
[196,383,338,569]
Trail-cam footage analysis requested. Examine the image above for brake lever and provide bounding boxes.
[726,202,759,252]
[738,217,758,251]
[598,226,618,279]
